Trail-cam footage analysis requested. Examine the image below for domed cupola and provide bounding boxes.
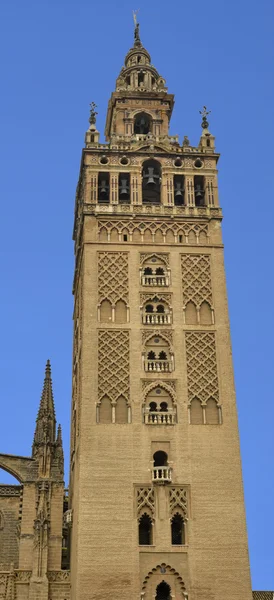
[115,20,167,93]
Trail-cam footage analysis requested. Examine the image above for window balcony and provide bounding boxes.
[152,466,172,483]
[141,275,169,287]
[144,359,172,373]
[143,313,171,325]
[145,411,176,425]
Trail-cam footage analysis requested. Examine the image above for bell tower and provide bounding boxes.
[70,19,253,600]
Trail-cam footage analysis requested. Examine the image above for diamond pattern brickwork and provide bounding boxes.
[98,330,130,403]
[181,254,213,307]
[185,332,219,403]
[98,252,129,305]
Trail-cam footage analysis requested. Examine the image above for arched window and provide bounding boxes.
[147,350,156,360]
[205,398,220,425]
[155,267,164,275]
[99,396,112,424]
[190,398,203,425]
[153,451,168,467]
[145,304,154,313]
[134,112,151,134]
[98,172,110,204]
[156,581,171,600]
[142,159,161,205]
[115,396,128,424]
[149,401,157,412]
[138,513,153,545]
[171,513,185,545]
[160,402,168,412]
[144,266,153,275]
[158,351,167,360]
[194,175,205,206]
[156,304,165,313]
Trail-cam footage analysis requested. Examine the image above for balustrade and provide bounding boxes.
[141,275,169,286]
[143,313,171,325]
[145,411,176,425]
[152,466,172,483]
[144,359,172,372]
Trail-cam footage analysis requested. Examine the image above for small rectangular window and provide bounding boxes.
[179,235,183,243]
[123,234,128,242]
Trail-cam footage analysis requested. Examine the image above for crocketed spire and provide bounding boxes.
[32,360,56,454]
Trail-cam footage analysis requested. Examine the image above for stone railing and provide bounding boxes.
[143,313,171,325]
[141,275,169,287]
[145,412,176,425]
[152,466,172,483]
[144,360,172,372]
[85,203,222,219]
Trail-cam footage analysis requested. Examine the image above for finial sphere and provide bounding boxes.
[199,105,211,129]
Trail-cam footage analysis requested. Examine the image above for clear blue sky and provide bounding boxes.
[0,0,273,590]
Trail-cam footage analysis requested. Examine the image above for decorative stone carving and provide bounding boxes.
[136,487,155,519]
[47,570,70,582]
[141,329,173,347]
[185,332,219,404]
[0,486,21,496]
[98,330,130,403]
[181,254,213,307]
[169,487,188,517]
[98,252,129,305]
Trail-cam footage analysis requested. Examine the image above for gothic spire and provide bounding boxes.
[32,360,56,455]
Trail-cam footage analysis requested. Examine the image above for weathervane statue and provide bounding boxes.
[133,9,141,45]
[199,105,211,129]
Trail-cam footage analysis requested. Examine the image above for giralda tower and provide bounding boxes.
[70,20,253,600]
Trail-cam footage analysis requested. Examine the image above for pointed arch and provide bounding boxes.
[190,398,203,424]
[188,229,196,244]
[165,230,174,244]
[111,227,119,242]
[139,512,153,545]
[205,398,220,425]
[185,301,197,325]
[143,381,176,405]
[100,299,112,323]
[115,299,127,323]
[199,300,212,325]
[155,229,163,243]
[141,563,186,597]
[171,513,185,545]
[142,331,173,354]
[99,227,108,242]
[115,395,128,424]
[99,396,112,424]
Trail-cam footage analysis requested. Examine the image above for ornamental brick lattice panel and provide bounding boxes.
[136,487,155,519]
[98,252,129,305]
[169,487,188,517]
[181,254,213,307]
[98,330,130,403]
[185,332,219,403]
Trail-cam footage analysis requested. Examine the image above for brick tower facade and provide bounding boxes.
[69,21,253,600]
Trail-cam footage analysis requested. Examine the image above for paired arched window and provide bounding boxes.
[189,397,221,425]
[143,300,171,325]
